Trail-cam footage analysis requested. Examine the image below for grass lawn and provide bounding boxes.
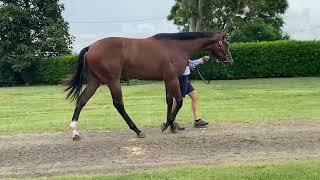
[10,160,320,180]
[0,77,320,134]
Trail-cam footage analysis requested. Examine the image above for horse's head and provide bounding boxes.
[207,32,234,66]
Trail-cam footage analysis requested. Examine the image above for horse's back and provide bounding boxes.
[85,36,177,81]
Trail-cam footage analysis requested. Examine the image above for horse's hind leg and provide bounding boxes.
[70,73,100,141]
[107,80,145,138]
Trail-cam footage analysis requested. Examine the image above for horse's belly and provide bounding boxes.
[126,67,163,80]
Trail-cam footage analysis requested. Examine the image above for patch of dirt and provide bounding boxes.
[1,120,320,178]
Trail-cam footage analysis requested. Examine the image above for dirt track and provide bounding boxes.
[1,120,320,178]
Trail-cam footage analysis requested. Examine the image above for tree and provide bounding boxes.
[0,0,73,85]
[175,0,205,32]
[230,17,284,42]
[168,0,289,42]
[32,0,73,55]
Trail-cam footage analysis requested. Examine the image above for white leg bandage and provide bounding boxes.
[70,121,77,129]
[70,121,79,137]
[72,129,79,137]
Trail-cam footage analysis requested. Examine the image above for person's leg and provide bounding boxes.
[187,84,208,128]
[188,90,200,120]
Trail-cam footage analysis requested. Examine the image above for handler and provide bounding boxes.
[173,55,210,130]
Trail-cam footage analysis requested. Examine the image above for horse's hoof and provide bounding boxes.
[137,132,145,138]
[72,135,81,141]
[170,123,178,134]
[161,123,169,132]
[170,127,178,134]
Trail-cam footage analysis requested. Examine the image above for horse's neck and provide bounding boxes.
[175,39,210,59]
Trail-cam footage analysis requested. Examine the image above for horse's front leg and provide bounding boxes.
[162,78,183,133]
[163,90,175,132]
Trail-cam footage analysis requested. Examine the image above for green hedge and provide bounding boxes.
[0,63,22,86]
[32,54,129,85]
[33,55,78,85]
[29,40,320,84]
[190,40,320,80]
[1,40,319,86]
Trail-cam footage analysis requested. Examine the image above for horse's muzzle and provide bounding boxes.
[222,56,234,67]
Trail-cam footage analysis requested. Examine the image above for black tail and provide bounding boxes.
[62,46,90,102]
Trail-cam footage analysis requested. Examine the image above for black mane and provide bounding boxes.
[153,32,215,40]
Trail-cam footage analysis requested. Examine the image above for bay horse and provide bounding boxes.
[63,32,234,141]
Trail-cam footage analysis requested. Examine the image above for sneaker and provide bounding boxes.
[194,119,208,128]
[173,122,185,130]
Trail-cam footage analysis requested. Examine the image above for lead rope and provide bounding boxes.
[196,68,211,84]
[195,58,215,85]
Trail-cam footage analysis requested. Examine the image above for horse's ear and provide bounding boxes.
[221,32,226,39]
[211,32,224,42]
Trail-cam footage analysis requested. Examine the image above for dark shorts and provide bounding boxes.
[179,75,194,97]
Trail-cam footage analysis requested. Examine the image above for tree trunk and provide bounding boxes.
[195,0,204,32]
[187,0,204,32]
[189,18,196,32]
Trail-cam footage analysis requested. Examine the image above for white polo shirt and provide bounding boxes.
[182,58,204,75]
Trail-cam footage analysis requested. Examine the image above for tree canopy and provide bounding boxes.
[168,0,289,42]
[0,0,73,84]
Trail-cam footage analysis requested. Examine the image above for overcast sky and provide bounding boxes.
[61,0,320,52]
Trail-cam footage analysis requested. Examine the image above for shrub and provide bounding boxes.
[33,55,78,85]
[190,40,320,80]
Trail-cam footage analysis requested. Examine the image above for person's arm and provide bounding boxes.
[189,56,209,69]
